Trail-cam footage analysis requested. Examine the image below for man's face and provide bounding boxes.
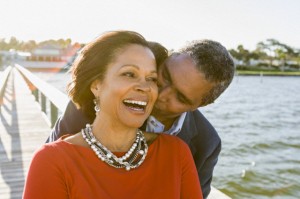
[151,53,215,121]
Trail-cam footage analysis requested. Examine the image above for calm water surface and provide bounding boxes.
[34,72,300,199]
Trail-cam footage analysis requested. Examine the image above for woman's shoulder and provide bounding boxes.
[62,132,90,148]
[29,140,65,166]
[37,137,68,152]
[159,133,187,144]
[144,132,159,145]
[32,135,88,168]
[34,134,82,157]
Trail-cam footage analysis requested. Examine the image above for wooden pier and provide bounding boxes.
[0,68,51,199]
[0,66,230,199]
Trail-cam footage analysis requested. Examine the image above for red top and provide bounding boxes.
[23,134,202,199]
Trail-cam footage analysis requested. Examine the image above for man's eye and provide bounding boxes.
[162,71,170,84]
[163,77,170,84]
[162,70,171,84]
[177,94,186,104]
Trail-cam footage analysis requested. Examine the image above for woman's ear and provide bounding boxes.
[90,79,101,96]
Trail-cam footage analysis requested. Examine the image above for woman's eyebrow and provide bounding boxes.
[121,64,140,69]
[121,64,157,74]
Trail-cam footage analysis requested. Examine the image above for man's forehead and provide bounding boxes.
[167,53,195,66]
[168,52,188,61]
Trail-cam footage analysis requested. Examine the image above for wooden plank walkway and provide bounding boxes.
[0,68,51,199]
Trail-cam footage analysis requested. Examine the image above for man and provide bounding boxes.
[47,40,235,198]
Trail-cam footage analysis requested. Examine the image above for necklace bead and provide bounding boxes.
[82,124,148,171]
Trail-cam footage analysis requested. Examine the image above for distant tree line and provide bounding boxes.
[0,37,86,67]
[229,39,300,71]
[0,36,83,52]
[1,37,299,71]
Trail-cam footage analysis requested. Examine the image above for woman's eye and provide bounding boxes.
[122,72,135,78]
[147,77,158,83]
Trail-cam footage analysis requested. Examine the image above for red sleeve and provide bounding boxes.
[23,144,69,199]
[179,140,203,199]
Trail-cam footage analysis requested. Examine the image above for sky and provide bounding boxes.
[1,0,300,51]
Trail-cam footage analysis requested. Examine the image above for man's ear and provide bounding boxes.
[90,79,101,96]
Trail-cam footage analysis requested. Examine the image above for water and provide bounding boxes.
[32,70,72,93]
[201,76,300,199]
[34,72,300,199]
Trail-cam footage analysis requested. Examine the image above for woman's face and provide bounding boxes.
[91,44,158,128]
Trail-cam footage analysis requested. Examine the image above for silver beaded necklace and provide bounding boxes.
[82,124,148,171]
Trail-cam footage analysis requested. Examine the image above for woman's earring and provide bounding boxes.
[93,97,100,114]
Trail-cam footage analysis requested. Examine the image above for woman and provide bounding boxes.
[23,30,202,199]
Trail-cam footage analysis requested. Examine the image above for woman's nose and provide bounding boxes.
[135,81,151,92]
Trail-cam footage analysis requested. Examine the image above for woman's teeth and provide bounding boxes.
[123,100,147,106]
[123,100,147,110]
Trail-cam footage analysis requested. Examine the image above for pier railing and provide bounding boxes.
[0,66,12,108]
[15,64,69,127]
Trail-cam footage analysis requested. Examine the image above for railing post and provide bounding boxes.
[50,102,58,128]
[15,64,68,128]
[0,66,13,112]
[33,89,39,101]
[41,93,46,113]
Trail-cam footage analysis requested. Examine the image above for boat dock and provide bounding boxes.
[0,65,230,199]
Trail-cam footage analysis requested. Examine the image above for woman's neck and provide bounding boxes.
[92,119,137,152]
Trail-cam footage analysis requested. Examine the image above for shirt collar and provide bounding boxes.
[146,112,187,136]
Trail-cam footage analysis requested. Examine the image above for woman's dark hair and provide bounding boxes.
[67,30,151,120]
[147,41,168,67]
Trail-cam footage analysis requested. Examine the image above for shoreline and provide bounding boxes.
[236,70,300,76]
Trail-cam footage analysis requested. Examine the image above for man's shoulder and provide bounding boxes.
[48,101,91,142]
[181,109,221,145]
[63,101,91,125]
[186,109,218,133]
